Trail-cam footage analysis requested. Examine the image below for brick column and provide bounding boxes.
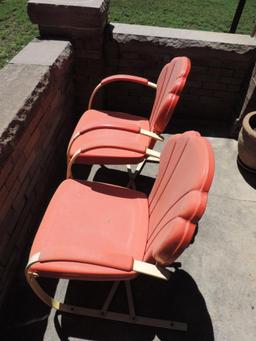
[28,0,110,114]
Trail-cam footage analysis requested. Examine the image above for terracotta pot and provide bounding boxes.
[238,111,256,170]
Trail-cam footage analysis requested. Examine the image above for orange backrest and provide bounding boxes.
[149,57,191,134]
[144,131,215,265]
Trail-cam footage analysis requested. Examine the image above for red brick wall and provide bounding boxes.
[102,27,256,133]
[0,42,74,307]
[28,0,109,116]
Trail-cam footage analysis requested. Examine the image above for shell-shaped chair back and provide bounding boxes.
[144,131,215,265]
[149,57,191,134]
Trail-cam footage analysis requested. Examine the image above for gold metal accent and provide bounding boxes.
[140,128,164,141]
[66,132,81,162]
[145,148,161,159]
[66,148,82,179]
[88,83,103,109]
[147,81,157,89]
[133,260,171,280]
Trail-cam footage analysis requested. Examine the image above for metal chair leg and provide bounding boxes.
[26,271,187,331]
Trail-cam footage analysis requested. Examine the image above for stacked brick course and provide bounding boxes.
[28,0,110,115]
[0,40,74,306]
[103,24,256,133]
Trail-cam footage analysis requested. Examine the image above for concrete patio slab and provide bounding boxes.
[3,135,256,341]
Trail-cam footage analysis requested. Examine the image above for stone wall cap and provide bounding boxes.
[0,64,49,155]
[28,0,106,8]
[28,0,109,29]
[111,22,256,53]
[0,39,73,163]
[10,39,71,66]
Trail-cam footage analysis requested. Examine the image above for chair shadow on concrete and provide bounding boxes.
[53,270,214,341]
[93,165,156,195]
[72,164,154,194]
[3,277,58,341]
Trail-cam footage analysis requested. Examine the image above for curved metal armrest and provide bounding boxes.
[26,253,170,280]
[101,74,149,86]
[67,125,163,161]
[88,74,157,109]
[67,142,160,178]
[67,123,140,160]
[26,251,134,273]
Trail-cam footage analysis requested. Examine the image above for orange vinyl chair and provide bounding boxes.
[26,131,214,331]
[66,57,191,180]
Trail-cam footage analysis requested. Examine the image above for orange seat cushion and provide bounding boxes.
[30,180,148,281]
[69,110,150,164]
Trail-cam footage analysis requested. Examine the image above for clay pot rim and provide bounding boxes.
[242,111,256,138]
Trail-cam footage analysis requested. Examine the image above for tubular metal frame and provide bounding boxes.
[88,80,157,110]
[66,145,161,179]
[25,270,187,332]
[67,78,162,183]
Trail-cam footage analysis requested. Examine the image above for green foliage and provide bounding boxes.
[110,0,256,34]
[0,0,255,68]
[0,0,38,68]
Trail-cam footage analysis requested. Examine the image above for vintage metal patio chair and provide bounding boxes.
[26,131,214,331]
[66,56,191,181]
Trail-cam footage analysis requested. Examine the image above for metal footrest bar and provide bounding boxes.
[63,304,187,331]
[26,274,187,331]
